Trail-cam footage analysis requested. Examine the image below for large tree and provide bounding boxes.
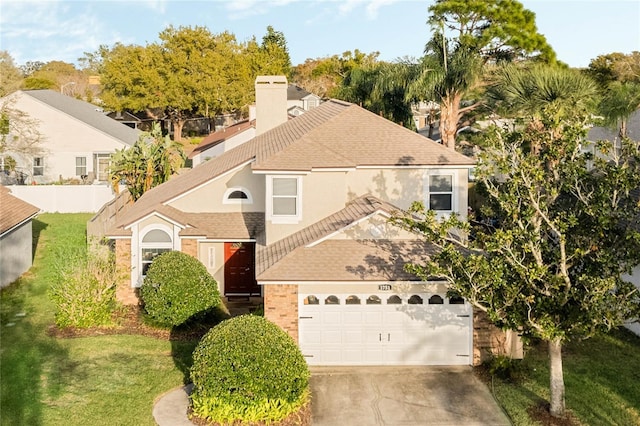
[394,66,640,418]
[0,51,23,97]
[99,26,256,141]
[415,0,557,149]
[1,97,44,164]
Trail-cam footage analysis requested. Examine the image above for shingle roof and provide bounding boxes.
[0,186,40,236]
[179,212,264,241]
[114,100,474,230]
[21,90,140,145]
[256,194,401,276]
[188,119,255,158]
[257,239,439,282]
[287,84,312,101]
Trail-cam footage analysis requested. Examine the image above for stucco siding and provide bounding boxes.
[0,220,33,287]
[7,93,131,183]
[198,241,226,294]
[169,164,265,213]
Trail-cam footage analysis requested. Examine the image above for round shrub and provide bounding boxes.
[140,251,220,327]
[190,315,310,423]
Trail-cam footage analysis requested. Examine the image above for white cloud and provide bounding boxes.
[0,0,121,65]
[224,0,299,19]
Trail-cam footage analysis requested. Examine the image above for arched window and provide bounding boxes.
[366,295,382,305]
[346,295,361,305]
[408,295,424,305]
[140,228,172,276]
[223,187,253,204]
[325,295,340,305]
[428,295,444,305]
[304,295,319,305]
[449,296,465,305]
[387,295,402,305]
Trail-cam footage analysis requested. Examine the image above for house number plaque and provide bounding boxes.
[378,284,392,291]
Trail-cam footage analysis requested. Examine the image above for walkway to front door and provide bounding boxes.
[223,242,260,296]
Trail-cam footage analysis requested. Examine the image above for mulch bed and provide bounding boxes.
[47,305,209,341]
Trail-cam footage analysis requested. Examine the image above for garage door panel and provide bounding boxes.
[298,292,472,366]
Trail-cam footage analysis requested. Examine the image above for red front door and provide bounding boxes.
[224,242,260,296]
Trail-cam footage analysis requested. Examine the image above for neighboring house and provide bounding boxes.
[587,111,640,337]
[107,76,520,366]
[0,186,40,287]
[188,119,256,167]
[286,84,322,116]
[1,90,140,184]
[105,110,142,130]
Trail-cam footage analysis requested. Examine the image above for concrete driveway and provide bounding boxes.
[310,366,511,426]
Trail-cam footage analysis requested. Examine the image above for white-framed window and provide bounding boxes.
[94,153,111,182]
[267,176,302,223]
[223,187,253,204]
[207,247,216,269]
[140,228,173,277]
[76,156,87,176]
[33,157,44,176]
[425,173,455,212]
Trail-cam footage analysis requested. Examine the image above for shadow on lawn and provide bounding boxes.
[31,218,48,261]
[0,279,69,426]
[169,305,231,385]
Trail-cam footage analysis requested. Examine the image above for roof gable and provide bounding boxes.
[0,186,40,236]
[18,90,140,145]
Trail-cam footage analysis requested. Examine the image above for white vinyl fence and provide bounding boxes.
[6,184,120,213]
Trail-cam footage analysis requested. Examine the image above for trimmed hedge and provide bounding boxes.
[190,315,310,423]
[140,251,220,327]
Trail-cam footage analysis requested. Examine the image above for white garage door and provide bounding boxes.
[299,292,472,366]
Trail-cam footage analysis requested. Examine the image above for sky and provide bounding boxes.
[1,0,639,69]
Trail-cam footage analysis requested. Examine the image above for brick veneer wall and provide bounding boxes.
[181,239,198,258]
[115,239,139,305]
[473,308,522,365]
[264,284,298,342]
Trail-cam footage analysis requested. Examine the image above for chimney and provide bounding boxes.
[255,75,288,136]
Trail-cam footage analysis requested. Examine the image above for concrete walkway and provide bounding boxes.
[153,384,194,426]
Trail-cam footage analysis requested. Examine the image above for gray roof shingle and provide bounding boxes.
[22,90,140,145]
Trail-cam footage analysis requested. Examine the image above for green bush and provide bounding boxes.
[190,315,310,423]
[140,251,220,327]
[49,249,116,328]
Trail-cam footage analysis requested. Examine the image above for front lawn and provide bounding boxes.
[0,214,197,426]
[482,329,640,425]
[1,213,639,425]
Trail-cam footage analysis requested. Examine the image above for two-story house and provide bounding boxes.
[108,76,519,366]
[1,90,140,184]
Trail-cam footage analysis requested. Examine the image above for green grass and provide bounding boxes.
[486,330,640,425]
[3,213,640,425]
[0,214,198,426]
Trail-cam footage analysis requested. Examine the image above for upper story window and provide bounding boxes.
[223,187,253,205]
[425,173,455,212]
[33,157,44,176]
[268,176,302,223]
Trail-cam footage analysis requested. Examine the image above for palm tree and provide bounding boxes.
[598,81,640,138]
[110,122,185,201]
[406,35,484,149]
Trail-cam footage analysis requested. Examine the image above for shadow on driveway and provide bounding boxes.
[310,366,511,426]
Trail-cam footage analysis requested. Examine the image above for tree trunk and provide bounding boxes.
[172,120,185,142]
[439,94,460,150]
[549,337,565,417]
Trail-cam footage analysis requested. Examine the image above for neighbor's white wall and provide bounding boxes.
[623,265,640,337]
[7,184,118,213]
